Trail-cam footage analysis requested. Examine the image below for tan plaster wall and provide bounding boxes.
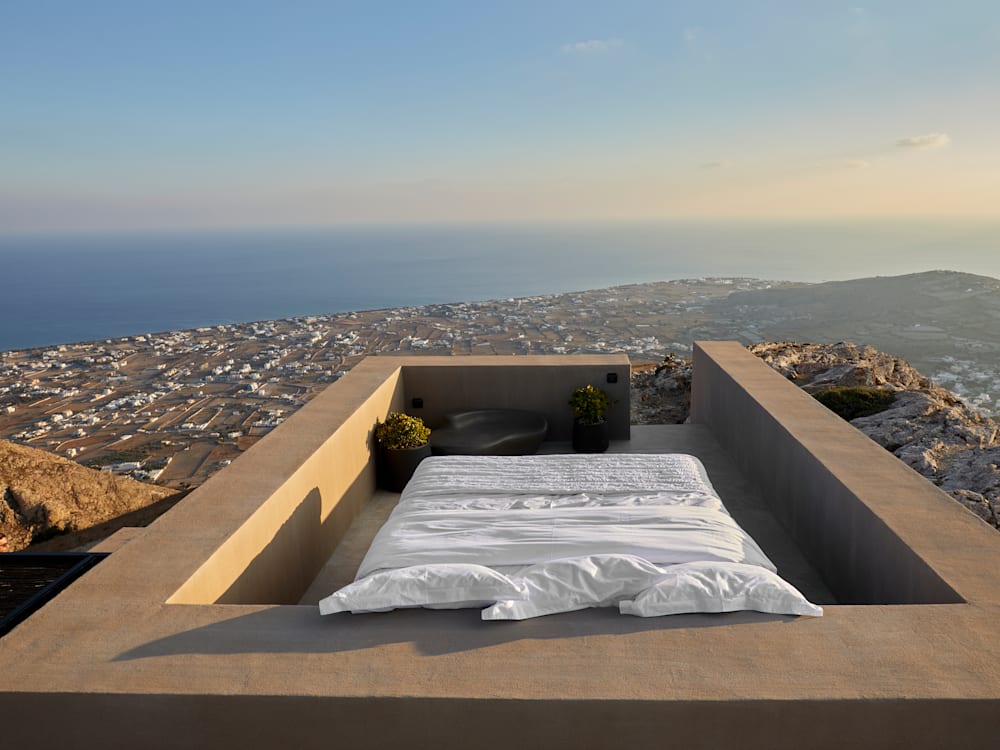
[3,692,999,750]
[169,359,405,604]
[690,341,1000,605]
[397,354,631,440]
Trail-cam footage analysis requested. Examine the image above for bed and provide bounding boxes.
[319,454,822,619]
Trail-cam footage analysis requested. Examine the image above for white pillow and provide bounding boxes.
[618,561,823,617]
[482,554,666,621]
[319,563,528,615]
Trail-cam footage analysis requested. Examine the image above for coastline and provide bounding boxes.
[3,219,999,351]
[2,272,998,490]
[0,278,786,488]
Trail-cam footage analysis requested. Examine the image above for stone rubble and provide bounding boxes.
[630,354,693,426]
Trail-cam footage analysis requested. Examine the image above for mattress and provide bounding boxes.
[320,453,822,619]
[359,454,774,577]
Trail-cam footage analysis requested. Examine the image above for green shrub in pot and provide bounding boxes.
[374,411,431,450]
[374,412,432,491]
[568,384,613,425]
[569,385,614,453]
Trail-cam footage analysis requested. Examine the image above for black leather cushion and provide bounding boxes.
[429,410,548,456]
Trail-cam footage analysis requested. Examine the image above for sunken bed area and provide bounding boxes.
[4,346,1000,750]
[299,425,837,609]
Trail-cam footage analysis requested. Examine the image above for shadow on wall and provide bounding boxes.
[113,604,809,662]
[214,488,324,605]
[212,460,376,606]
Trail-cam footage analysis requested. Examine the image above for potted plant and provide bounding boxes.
[568,384,613,453]
[374,411,432,492]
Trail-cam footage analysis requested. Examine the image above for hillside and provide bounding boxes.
[633,342,1000,528]
[710,270,1000,341]
[706,270,1000,413]
[0,439,175,551]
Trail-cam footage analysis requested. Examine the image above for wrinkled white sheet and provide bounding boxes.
[396,491,725,513]
[357,504,775,578]
[357,454,776,580]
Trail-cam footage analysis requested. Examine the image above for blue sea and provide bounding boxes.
[1,220,998,351]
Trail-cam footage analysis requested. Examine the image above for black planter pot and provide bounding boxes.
[377,443,432,492]
[572,418,609,453]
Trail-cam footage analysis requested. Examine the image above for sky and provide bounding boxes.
[2,1,999,232]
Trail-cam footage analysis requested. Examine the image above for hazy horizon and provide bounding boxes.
[2,219,998,351]
[3,2,999,234]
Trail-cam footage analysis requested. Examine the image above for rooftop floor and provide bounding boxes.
[299,425,837,606]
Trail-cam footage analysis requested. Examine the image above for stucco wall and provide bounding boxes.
[399,355,631,440]
[169,361,405,605]
[690,341,964,605]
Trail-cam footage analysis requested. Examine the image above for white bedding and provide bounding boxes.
[357,505,774,578]
[401,453,720,499]
[321,453,821,619]
[357,454,775,578]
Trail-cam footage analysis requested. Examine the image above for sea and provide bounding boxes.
[1,219,998,351]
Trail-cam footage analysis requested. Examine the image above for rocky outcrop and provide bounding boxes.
[632,342,1000,529]
[0,439,174,551]
[750,341,932,392]
[631,354,693,425]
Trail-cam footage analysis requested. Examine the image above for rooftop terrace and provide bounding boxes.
[2,343,999,748]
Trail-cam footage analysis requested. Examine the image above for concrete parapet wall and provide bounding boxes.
[398,354,631,441]
[169,359,406,604]
[690,341,981,604]
[3,692,998,750]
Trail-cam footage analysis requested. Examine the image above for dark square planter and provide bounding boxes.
[377,443,432,492]
[572,418,610,453]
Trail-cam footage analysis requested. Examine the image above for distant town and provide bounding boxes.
[0,279,776,488]
[2,272,997,489]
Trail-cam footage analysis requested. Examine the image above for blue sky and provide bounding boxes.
[2,1,999,231]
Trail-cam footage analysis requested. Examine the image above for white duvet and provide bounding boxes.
[320,454,821,619]
[357,505,774,578]
[357,454,775,578]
